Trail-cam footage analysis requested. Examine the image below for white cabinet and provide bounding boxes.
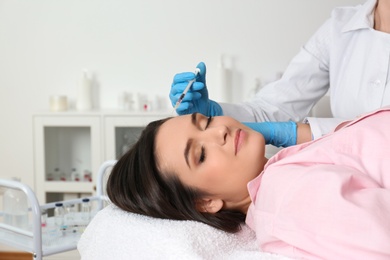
[33,114,102,204]
[33,111,171,205]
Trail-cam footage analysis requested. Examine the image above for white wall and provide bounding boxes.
[0,0,364,190]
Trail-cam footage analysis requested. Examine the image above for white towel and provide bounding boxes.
[78,204,291,260]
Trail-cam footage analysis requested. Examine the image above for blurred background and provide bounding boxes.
[0,0,364,189]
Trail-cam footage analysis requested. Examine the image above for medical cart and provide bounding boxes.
[0,160,116,260]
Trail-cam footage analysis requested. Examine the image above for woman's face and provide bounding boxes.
[155,113,267,212]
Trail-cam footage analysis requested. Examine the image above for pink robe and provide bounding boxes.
[246,107,390,259]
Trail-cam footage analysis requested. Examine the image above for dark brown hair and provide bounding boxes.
[106,118,245,233]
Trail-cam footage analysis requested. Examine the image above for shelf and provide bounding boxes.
[43,182,94,193]
[0,224,34,253]
[0,224,79,256]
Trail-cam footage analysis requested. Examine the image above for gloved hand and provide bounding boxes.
[242,121,297,147]
[169,62,223,117]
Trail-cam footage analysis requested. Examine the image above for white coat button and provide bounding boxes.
[371,79,381,88]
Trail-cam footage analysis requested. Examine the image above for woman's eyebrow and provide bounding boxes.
[184,138,193,169]
[184,113,198,168]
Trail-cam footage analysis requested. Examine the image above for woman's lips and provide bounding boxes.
[235,129,246,155]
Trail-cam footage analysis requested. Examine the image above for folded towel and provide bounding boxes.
[78,204,290,260]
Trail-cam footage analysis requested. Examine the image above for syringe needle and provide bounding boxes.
[174,68,201,110]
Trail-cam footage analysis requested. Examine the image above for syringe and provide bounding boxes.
[174,68,201,110]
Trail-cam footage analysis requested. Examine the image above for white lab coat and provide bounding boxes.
[221,0,390,139]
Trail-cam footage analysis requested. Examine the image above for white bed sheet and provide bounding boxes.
[78,204,291,260]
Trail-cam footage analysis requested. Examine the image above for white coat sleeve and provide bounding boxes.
[304,117,346,139]
[221,46,330,123]
[220,18,348,138]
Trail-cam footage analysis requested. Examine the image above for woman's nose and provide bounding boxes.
[205,125,228,145]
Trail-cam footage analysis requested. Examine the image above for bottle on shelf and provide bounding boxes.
[41,203,64,247]
[81,198,91,223]
[64,203,76,226]
[76,70,93,111]
[83,170,92,182]
[54,202,66,229]
[3,177,29,230]
[53,168,60,181]
[79,198,91,234]
[40,208,49,246]
[47,171,54,181]
[41,209,48,228]
[71,168,81,182]
[58,169,67,182]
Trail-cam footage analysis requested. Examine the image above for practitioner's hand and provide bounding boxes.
[169,62,223,116]
[242,121,297,147]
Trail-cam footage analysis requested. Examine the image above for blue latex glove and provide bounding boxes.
[169,62,223,117]
[242,121,297,147]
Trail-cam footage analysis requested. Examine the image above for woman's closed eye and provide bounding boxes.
[198,116,212,163]
[199,146,206,163]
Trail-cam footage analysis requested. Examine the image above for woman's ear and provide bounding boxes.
[196,198,223,213]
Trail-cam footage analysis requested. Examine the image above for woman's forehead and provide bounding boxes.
[161,114,191,133]
[155,115,191,172]
[156,115,191,148]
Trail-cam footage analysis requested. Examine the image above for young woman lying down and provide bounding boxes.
[107,106,390,259]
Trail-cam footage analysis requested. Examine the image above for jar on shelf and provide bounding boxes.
[65,204,76,224]
[81,198,91,223]
[47,171,54,181]
[44,205,62,246]
[54,168,60,181]
[71,168,81,182]
[59,171,67,182]
[54,202,66,228]
[3,178,29,230]
[83,170,92,182]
